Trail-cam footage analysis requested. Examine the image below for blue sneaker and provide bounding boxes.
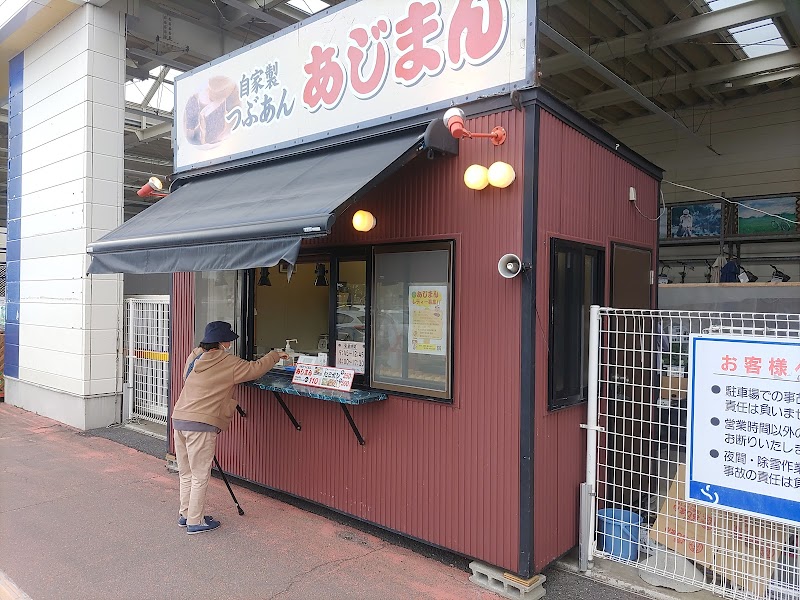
[186,517,221,535]
[178,515,213,527]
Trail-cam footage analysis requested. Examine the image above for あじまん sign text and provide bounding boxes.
[687,335,800,526]
[174,0,533,171]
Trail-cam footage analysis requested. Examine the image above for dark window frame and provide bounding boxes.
[548,238,604,411]
[240,240,455,402]
[370,241,455,402]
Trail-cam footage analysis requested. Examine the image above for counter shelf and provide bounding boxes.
[249,372,388,445]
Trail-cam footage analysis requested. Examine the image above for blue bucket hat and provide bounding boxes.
[201,321,239,344]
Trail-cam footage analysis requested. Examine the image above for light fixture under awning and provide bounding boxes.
[87,121,456,274]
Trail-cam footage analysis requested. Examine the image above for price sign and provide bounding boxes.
[292,364,355,392]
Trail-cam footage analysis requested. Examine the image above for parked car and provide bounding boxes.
[337,307,366,342]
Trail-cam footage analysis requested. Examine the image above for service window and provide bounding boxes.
[237,241,453,401]
[252,260,331,358]
[194,270,242,353]
[334,258,368,373]
[549,239,604,410]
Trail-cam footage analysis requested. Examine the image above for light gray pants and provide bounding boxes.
[174,430,218,526]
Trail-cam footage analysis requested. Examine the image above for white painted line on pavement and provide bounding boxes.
[0,570,31,600]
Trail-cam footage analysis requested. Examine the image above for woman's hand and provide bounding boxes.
[276,351,290,361]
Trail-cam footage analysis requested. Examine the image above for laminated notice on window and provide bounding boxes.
[292,364,355,392]
[408,286,447,356]
[336,341,365,374]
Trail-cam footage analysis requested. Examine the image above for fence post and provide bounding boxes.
[126,299,135,421]
[580,304,602,572]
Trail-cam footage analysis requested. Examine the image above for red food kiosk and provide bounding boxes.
[88,0,660,578]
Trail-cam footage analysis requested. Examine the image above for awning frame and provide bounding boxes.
[87,119,458,275]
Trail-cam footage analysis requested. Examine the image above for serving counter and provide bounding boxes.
[249,371,387,445]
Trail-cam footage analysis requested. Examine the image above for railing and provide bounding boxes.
[125,296,170,426]
[582,307,799,600]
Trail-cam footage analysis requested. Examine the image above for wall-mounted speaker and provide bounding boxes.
[498,254,523,279]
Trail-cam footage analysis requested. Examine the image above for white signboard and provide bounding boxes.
[292,364,355,391]
[336,340,365,373]
[174,0,533,172]
[408,285,447,356]
[687,335,800,525]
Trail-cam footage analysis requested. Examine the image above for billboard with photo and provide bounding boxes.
[670,202,721,238]
[737,196,798,235]
[174,0,535,172]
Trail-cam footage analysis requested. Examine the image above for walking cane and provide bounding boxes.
[213,455,245,516]
[212,404,247,516]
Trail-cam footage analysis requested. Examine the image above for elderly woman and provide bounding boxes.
[172,321,288,534]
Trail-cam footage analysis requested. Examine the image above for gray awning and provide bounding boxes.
[88,123,454,274]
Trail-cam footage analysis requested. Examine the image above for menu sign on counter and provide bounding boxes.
[408,286,447,356]
[292,364,355,392]
[687,335,800,525]
[336,341,365,374]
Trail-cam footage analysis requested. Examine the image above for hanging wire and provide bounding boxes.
[634,189,668,222]
[662,181,800,225]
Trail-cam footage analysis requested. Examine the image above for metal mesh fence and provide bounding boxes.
[125,297,170,425]
[587,308,799,600]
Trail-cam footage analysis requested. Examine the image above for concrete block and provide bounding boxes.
[469,562,546,600]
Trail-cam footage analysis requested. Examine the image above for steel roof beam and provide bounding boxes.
[604,0,724,105]
[707,66,800,91]
[539,21,719,153]
[541,0,788,77]
[125,105,173,124]
[127,0,254,66]
[126,48,194,72]
[574,48,800,110]
[141,67,169,109]
[214,0,295,29]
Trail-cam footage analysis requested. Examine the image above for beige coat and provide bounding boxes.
[172,348,280,430]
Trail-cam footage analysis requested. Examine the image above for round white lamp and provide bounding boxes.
[352,210,376,232]
[487,161,516,188]
[464,164,489,190]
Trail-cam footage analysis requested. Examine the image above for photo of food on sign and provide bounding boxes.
[183,75,240,147]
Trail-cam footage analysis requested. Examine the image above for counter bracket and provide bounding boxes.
[272,391,302,431]
[339,404,365,446]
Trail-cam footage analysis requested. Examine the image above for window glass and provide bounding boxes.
[254,262,330,360]
[549,240,603,410]
[372,244,452,399]
[335,260,367,374]
[194,271,241,352]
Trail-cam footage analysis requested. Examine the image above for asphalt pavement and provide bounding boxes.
[0,402,647,600]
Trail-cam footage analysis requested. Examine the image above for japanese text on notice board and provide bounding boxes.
[687,335,800,525]
[336,341,365,374]
[408,286,447,356]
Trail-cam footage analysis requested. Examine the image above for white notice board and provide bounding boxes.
[687,335,800,525]
[336,340,365,374]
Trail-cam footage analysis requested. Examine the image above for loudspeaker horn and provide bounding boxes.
[498,254,523,279]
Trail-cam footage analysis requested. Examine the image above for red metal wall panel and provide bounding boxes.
[532,109,659,570]
[169,272,195,455]
[171,109,526,572]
